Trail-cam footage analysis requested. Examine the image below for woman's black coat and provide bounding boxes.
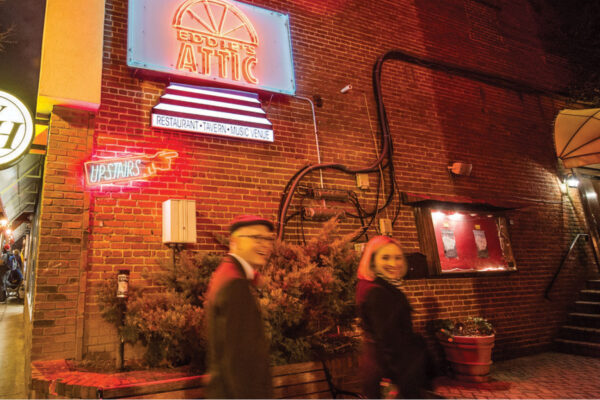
[356,277,429,398]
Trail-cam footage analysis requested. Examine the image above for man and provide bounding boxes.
[205,215,275,398]
[0,244,9,302]
[0,244,9,267]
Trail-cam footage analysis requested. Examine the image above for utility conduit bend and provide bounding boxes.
[277,50,404,240]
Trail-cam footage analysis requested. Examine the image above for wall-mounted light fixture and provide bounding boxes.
[448,162,472,176]
[117,270,130,299]
[565,173,579,188]
[0,218,11,251]
[559,172,580,194]
[116,269,130,371]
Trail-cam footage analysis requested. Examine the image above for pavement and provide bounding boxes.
[432,352,600,399]
[3,299,600,399]
[0,299,26,399]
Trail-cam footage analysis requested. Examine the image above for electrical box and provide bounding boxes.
[354,242,367,254]
[356,173,369,190]
[379,218,392,236]
[162,199,197,244]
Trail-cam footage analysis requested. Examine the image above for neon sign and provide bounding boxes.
[84,151,178,186]
[0,91,34,170]
[128,0,295,95]
[152,83,273,142]
[173,0,259,84]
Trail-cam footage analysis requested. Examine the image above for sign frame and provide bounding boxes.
[151,83,274,142]
[127,0,296,95]
[0,90,34,170]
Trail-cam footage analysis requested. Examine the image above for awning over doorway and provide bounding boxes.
[555,108,600,168]
[0,120,47,241]
[0,153,44,242]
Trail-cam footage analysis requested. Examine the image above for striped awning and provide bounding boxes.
[152,83,273,142]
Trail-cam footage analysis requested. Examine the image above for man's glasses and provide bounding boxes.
[235,234,276,243]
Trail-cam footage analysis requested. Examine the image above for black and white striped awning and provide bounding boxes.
[152,83,273,142]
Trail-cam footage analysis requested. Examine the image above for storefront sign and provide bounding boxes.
[85,150,178,186]
[152,83,273,142]
[0,91,34,169]
[128,0,295,95]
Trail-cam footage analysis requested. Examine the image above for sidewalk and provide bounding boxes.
[0,299,26,399]
[3,297,600,399]
[29,352,600,399]
[432,352,600,399]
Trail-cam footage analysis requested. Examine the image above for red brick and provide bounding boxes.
[30,0,590,365]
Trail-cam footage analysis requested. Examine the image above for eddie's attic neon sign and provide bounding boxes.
[173,0,259,84]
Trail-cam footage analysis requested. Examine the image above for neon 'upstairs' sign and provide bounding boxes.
[85,151,178,186]
[128,0,295,95]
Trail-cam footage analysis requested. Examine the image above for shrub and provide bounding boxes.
[97,252,220,369]
[260,219,360,365]
[98,219,360,369]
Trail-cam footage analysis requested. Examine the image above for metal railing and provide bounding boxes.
[545,233,593,300]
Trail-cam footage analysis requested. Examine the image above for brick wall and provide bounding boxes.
[30,0,594,364]
[28,107,94,361]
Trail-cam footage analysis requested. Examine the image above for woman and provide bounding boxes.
[356,236,430,398]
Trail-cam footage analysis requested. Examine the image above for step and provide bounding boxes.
[574,301,600,314]
[586,280,600,290]
[555,338,600,358]
[558,325,600,343]
[580,290,600,302]
[568,313,600,328]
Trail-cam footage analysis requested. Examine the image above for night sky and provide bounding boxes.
[0,0,45,117]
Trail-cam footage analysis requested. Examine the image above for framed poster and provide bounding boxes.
[414,206,517,276]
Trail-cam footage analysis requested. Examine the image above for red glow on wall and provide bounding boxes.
[84,150,178,186]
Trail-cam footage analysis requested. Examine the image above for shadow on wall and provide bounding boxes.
[404,0,594,361]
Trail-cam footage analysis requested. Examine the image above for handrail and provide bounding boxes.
[544,233,590,300]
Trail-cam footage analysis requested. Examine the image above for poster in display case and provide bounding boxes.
[430,209,516,274]
[413,203,517,276]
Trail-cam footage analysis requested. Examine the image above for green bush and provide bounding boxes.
[98,219,360,369]
[97,252,220,369]
[260,219,360,365]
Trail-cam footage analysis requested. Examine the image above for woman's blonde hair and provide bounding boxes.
[356,235,404,281]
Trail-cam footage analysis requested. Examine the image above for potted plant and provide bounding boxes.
[433,317,495,382]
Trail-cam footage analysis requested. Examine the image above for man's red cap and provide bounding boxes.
[229,215,274,233]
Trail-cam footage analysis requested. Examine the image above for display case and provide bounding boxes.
[407,194,518,277]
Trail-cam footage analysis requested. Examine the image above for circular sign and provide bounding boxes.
[0,90,34,169]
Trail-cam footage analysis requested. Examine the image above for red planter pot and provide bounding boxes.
[439,335,495,382]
